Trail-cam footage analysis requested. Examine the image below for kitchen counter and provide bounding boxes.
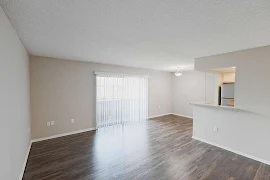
[189,102,243,112]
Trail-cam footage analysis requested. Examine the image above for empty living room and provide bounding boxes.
[1,0,270,180]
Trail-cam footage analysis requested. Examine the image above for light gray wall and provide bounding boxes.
[30,56,173,139]
[0,6,30,180]
[172,71,217,117]
[196,45,270,116]
[193,45,270,163]
[193,105,270,164]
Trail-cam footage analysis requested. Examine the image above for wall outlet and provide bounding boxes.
[214,126,219,132]
[158,105,161,109]
[47,122,51,126]
[28,128,31,134]
[51,121,55,126]
[71,119,75,123]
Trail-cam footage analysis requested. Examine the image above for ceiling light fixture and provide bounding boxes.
[175,68,183,76]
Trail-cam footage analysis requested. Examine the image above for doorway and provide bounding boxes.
[96,73,148,127]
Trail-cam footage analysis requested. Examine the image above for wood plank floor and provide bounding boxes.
[23,115,270,180]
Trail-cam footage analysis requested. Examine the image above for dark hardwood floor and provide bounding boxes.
[23,115,270,180]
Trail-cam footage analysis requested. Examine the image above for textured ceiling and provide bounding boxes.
[1,0,270,71]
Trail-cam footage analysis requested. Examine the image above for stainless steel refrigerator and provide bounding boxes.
[221,83,235,106]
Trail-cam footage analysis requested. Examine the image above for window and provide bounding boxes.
[96,73,148,127]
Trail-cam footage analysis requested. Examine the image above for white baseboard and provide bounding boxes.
[148,113,193,119]
[19,141,32,180]
[31,127,96,143]
[148,113,172,119]
[172,113,193,119]
[192,136,270,166]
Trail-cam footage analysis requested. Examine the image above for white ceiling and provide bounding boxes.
[1,0,270,72]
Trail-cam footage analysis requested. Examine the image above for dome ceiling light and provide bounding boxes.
[175,68,183,76]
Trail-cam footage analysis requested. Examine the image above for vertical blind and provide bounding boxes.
[96,73,148,128]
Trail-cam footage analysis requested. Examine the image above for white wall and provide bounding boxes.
[172,71,218,117]
[30,56,173,139]
[196,46,270,116]
[193,106,270,164]
[0,6,30,180]
[193,45,270,163]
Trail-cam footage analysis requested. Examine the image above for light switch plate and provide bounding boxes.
[47,122,51,126]
[51,121,55,126]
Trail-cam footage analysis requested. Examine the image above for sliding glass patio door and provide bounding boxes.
[96,73,148,128]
